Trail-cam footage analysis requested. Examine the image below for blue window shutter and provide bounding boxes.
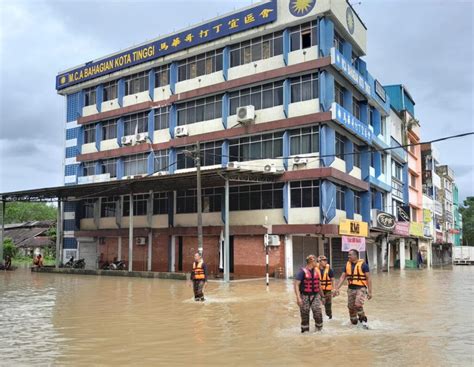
[320,125,335,167]
[96,85,103,113]
[361,191,371,223]
[118,79,125,107]
[169,104,177,138]
[283,79,290,117]
[345,188,354,220]
[223,46,230,81]
[319,70,334,112]
[148,69,155,100]
[117,117,124,146]
[283,182,289,224]
[319,17,334,57]
[147,152,154,175]
[321,180,336,224]
[283,28,290,65]
[117,158,124,179]
[95,122,102,151]
[169,148,177,174]
[221,140,229,167]
[282,130,289,170]
[170,62,178,94]
[95,161,101,175]
[148,110,154,143]
[222,93,229,129]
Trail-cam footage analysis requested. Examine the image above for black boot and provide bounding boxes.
[301,326,310,333]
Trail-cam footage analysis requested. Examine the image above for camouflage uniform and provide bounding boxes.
[300,294,323,332]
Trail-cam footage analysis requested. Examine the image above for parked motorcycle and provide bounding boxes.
[72,259,85,269]
[107,260,127,270]
[63,257,75,268]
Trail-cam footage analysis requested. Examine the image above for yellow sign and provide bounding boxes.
[339,220,368,237]
[423,209,432,223]
[409,222,424,237]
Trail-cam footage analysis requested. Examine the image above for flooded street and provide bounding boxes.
[1,267,473,366]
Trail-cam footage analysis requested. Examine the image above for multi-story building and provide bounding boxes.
[437,165,455,244]
[453,184,463,246]
[50,0,394,277]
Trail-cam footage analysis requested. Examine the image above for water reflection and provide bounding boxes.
[1,267,473,366]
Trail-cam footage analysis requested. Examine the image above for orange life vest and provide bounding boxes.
[345,260,367,287]
[301,267,320,295]
[192,261,205,280]
[315,264,333,291]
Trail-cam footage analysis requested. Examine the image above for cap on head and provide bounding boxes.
[306,254,316,264]
[318,255,327,262]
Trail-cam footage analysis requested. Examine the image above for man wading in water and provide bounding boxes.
[333,249,372,329]
[294,254,325,333]
[190,252,208,301]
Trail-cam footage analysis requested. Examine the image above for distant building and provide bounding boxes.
[4,221,55,256]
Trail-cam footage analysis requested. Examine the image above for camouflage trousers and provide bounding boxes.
[193,280,205,300]
[347,287,367,324]
[322,290,332,318]
[299,294,323,331]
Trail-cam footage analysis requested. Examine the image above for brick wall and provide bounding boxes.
[180,236,220,277]
[233,235,283,276]
[152,233,169,272]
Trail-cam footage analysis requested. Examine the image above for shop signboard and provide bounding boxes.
[342,236,366,252]
[339,220,368,237]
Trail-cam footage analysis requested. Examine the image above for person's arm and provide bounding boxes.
[203,264,208,287]
[319,286,325,303]
[366,271,372,299]
[294,280,303,307]
[333,272,347,296]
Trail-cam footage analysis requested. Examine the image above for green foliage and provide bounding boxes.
[460,197,474,245]
[4,202,56,224]
[3,238,17,259]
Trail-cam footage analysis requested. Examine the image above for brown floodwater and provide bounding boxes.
[1,266,473,366]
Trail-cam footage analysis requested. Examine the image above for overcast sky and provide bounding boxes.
[0,0,473,202]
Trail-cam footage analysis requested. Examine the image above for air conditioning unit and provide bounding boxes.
[264,234,280,247]
[174,126,189,137]
[135,237,146,245]
[236,105,255,125]
[121,136,133,145]
[227,162,241,169]
[135,132,148,143]
[292,156,308,165]
[263,163,277,173]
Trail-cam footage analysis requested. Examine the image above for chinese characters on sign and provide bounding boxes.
[56,1,277,90]
[332,103,374,144]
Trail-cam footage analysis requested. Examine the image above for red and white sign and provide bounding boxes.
[342,236,366,252]
[393,222,410,236]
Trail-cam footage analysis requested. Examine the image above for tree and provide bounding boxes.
[3,238,17,259]
[460,197,474,246]
[4,202,56,224]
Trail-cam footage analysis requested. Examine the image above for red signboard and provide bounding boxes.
[393,222,410,236]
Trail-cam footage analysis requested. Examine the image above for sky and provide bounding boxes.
[0,0,473,202]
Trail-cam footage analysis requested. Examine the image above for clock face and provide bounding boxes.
[289,0,316,17]
[346,6,355,35]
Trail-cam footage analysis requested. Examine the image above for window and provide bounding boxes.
[84,87,96,107]
[354,193,361,214]
[230,31,283,67]
[124,112,148,136]
[82,199,95,218]
[409,141,416,154]
[83,162,95,176]
[369,108,374,127]
[370,151,375,168]
[153,150,169,173]
[392,161,403,181]
[290,21,317,51]
[153,192,168,215]
[371,189,377,208]
[229,132,283,161]
[381,193,386,211]
[290,73,318,103]
[123,153,147,176]
[352,97,360,120]
[410,173,417,188]
[123,194,148,216]
[411,207,417,222]
[335,82,344,106]
[290,180,320,208]
[229,183,284,211]
[353,145,361,168]
[381,154,386,174]
[103,81,117,102]
[177,141,222,169]
[333,32,345,54]
[154,65,170,87]
[229,81,283,115]
[176,189,197,213]
[178,49,223,81]
[101,196,118,217]
[381,116,386,136]
[336,185,345,210]
[101,158,117,178]
[335,133,345,160]
[84,124,96,144]
[124,71,148,95]
[154,106,170,130]
[102,119,117,140]
[177,95,222,126]
[203,188,223,213]
[289,126,319,155]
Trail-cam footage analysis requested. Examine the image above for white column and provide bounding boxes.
[371,243,378,270]
[224,177,230,283]
[427,240,432,268]
[128,194,134,272]
[117,236,122,261]
[285,235,293,279]
[381,237,388,271]
[170,235,176,272]
[147,231,152,272]
[399,238,406,270]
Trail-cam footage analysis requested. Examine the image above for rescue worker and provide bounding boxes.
[334,249,372,327]
[191,252,208,301]
[294,254,325,333]
[315,255,335,319]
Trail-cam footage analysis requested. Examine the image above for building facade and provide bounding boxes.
[56,0,397,277]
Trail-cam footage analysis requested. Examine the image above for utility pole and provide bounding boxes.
[195,142,204,255]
